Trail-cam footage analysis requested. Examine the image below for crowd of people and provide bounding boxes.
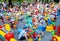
[0,1,60,41]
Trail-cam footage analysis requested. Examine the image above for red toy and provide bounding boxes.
[5,32,14,41]
[33,32,38,38]
[0,26,3,29]
[57,25,60,34]
[51,36,58,41]
[53,25,56,30]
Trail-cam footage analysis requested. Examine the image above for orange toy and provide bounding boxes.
[5,15,9,20]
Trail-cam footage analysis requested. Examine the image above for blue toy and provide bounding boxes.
[17,29,23,33]
[37,25,46,32]
[47,19,51,25]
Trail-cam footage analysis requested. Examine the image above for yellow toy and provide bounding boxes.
[0,30,17,41]
[28,37,33,41]
[52,35,60,41]
[0,30,6,37]
[46,25,53,32]
[4,23,11,31]
[10,38,17,41]
[44,14,49,21]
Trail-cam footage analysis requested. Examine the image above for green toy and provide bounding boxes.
[0,35,6,41]
[51,22,56,25]
[52,30,55,36]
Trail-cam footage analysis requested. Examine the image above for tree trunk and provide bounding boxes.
[8,0,13,7]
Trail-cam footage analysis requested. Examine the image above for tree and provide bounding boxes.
[8,0,13,7]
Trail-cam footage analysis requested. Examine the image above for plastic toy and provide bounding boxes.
[0,30,16,41]
[0,30,6,37]
[5,15,9,20]
[5,32,14,41]
[0,35,6,41]
[17,29,23,33]
[57,25,60,34]
[46,25,54,32]
[51,22,56,25]
[10,38,17,41]
[32,18,36,23]
[51,35,60,41]
[51,25,60,41]
[4,23,11,31]
[28,37,33,41]
[0,26,3,29]
[52,30,55,36]
[47,19,51,25]
[37,26,46,32]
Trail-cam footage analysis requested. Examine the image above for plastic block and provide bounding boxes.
[4,24,11,31]
[51,36,58,41]
[51,35,60,41]
[46,25,53,32]
[0,35,6,41]
[38,26,46,32]
[52,30,55,36]
[0,30,6,37]
[0,26,3,29]
[5,32,14,41]
[33,32,38,38]
[51,22,56,25]
[5,16,9,20]
[58,25,60,34]
[47,19,51,25]
[10,38,17,41]
[28,38,33,41]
